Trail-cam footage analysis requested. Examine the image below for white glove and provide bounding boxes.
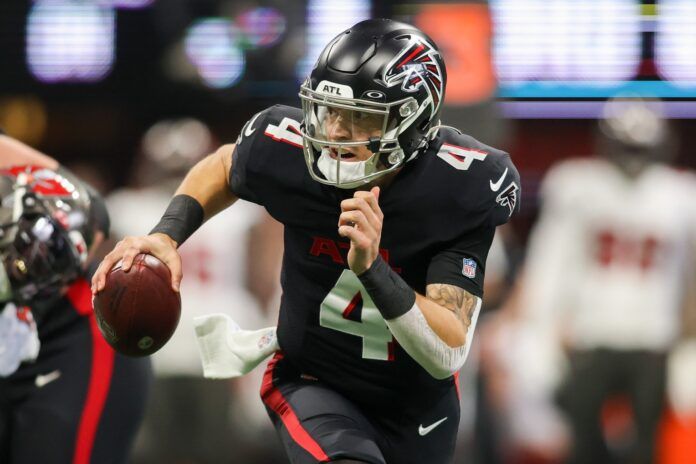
[194,313,278,379]
[0,303,41,377]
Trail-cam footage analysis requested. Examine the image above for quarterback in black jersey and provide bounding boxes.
[94,18,520,464]
[0,134,151,464]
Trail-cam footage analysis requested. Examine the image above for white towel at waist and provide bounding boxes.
[194,313,278,379]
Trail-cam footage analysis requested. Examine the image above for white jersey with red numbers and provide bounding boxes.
[523,158,696,351]
[107,186,268,375]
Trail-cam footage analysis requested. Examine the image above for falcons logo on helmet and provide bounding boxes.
[496,182,519,217]
[383,38,444,115]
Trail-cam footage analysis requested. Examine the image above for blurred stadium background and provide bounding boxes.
[1,0,695,463]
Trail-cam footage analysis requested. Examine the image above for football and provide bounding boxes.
[93,253,181,357]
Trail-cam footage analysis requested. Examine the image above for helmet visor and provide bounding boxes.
[312,104,386,146]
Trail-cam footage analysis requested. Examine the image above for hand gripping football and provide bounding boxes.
[93,254,181,357]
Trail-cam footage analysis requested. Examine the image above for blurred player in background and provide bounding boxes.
[476,279,571,464]
[515,97,696,464]
[106,118,284,464]
[0,133,151,464]
[93,19,520,463]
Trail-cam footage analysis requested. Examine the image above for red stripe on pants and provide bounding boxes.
[67,279,116,464]
[454,372,461,400]
[261,353,330,462]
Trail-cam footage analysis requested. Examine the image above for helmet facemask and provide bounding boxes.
[0,170,90,305]
[300,83,427,189]
[1,213,82,305]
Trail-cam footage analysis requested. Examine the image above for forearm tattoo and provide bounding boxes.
[426,284,478,328]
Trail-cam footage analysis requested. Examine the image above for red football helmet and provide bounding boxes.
[0,166,95,304]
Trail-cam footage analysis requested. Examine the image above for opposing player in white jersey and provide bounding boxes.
[521,98,696,464]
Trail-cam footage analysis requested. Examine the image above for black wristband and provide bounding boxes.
[357,256,416,320]
[150,194,204,246]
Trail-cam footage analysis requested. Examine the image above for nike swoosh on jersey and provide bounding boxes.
[490,167,509,192]
[418,417,448,436]
[35,369,61,388]
[244,112,262,137]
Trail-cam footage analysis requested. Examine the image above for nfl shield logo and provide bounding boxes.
[462,258,477,279]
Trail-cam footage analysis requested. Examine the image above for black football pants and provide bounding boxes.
[0,316,151,464]
[261,353,460,464]
[562,348,666,464]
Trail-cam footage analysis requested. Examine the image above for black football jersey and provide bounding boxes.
[230,105,520,408]
[31,279,92,342]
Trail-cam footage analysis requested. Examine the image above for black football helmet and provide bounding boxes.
[300,18,447,188]
[0,166,95,305]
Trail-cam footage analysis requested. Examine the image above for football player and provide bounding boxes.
[93,19,520,464]
[0,133,151,464]
[518,97,696,464]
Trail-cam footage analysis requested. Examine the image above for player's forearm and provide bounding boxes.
[415,293,470,347]
[0,135,59,169]
[174,144,238,220]
[382,297,478,380]
[358,257,479,379]
[151,144,238,247]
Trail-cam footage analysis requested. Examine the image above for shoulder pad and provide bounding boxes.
[229,105,306,203]
[429,128,521,226]
[236,105,303,149]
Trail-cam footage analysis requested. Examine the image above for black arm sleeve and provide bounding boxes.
[426,223,496,298]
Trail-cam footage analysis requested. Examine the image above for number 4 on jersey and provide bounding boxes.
[320,270,394,361]
[436,143,487,170]
[264,117,303,148]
